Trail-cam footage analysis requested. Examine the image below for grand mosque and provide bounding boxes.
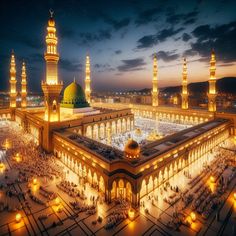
[0,13,235,208]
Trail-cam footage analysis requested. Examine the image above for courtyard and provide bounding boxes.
[0,120,235,235]
[99,117,192,150]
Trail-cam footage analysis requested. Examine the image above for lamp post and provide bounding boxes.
[15,213,22,223]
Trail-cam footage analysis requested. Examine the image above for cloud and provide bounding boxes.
[136,35,157,49]
[102,14,130,30]
[156,50,180,62]
[94,63,115,72]
[187,21,236,62]
[183,49,198,57]
[0,29,43,50]
[60,58,82,72]
[115,50,122,54]
[158,27,184,42]
[79,29,112,44]
[218,63,235,67]
[166,10,199,25]
[182,33,192,42]
[135,7,162,26]
[117,58,146,72]
[136,27,184,49]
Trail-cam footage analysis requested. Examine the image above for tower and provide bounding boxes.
[41,11,63,122]
[152,54,158,106]
[207,50,217,112]
[85,55,91,103]
[181,58,188,109]
[9,52,17,108]
[21,61,27,108]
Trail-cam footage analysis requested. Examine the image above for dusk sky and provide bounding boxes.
[0,0,236,92]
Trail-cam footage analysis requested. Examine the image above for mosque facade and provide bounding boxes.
[0,14,236,207]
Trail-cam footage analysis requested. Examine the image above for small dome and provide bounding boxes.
[124,139,140,159]
[61,80,89,108]
[135,128,142,136]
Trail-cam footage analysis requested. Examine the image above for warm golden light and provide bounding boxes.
[234,192,236,200]
[33,178,37,185]
[45,13,59,85]
[85,55,91,103]
[0,162,5,170]
[21,61,27,108]
[15,153,22,162]
[15,213,22,223]
[190,212,196,222]
[3,139,11,150]
[55,197,60,206]
[128,209,135,220]
[42,12,63,122]
[208,50,217,112]
[9,52,17,108]
[152,54,158,106]
[181,57,188,109]
[210,176,215,183]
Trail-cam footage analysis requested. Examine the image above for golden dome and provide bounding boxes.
[124,139,140,159]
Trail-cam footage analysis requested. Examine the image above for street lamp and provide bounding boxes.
[15,213,22,223]
[190,212,196,222]
[0,162,4,169]
[55,197,60,206]
[210,176,215,183]
[128,209,135,220]
[33,178,37,185]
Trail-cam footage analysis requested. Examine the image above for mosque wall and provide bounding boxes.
[52,117,232,207]
[91,102,214,125]
[137,125,230,202]
[0,108,12,120]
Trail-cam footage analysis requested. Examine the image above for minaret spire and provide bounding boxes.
[21,61,27,108]
[152,53,158,106]
[85,54,91,104]
[41,12,63,122]
[181,57,188,109]
[45,11,59,85]
[207,50,217,112]
[49,9,54,18]
[9,52,17,108]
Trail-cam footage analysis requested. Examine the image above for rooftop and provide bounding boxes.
[141,118,231,161]
[54,118,231,166]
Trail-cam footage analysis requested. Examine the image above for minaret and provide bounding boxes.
[21,61,27,108]
[152,54,158,106]
[207,50,217,112]
[85,55,91,104]
[9,52,17,108]
[181,58,188,109]
[41,11,63,122]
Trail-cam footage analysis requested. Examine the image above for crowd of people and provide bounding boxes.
[140,142,236,231]
[100,117,191,150]
[0,121,116,231]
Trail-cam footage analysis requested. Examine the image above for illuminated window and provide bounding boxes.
[52,100,57,112]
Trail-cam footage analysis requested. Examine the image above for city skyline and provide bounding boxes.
[0,0,236,92]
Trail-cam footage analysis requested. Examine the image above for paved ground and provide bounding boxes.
[0,121,235,236]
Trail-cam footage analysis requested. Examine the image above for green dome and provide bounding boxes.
[61,81,89,108]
